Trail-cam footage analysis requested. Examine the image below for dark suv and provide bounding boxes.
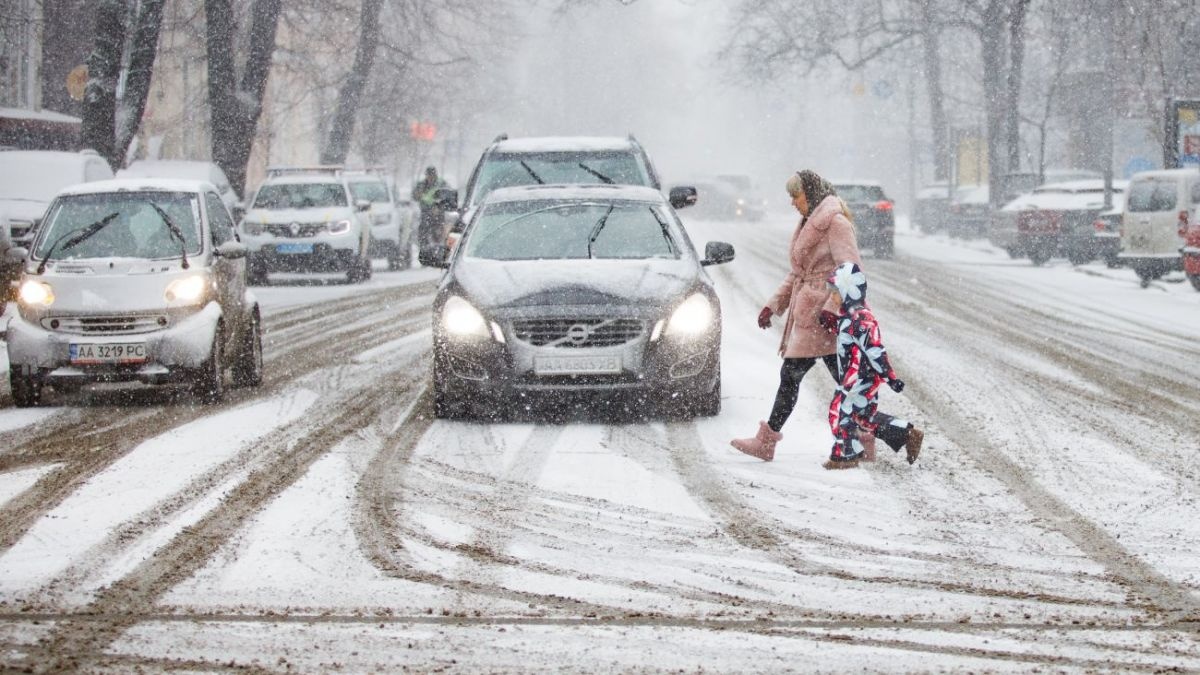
[436,135,697,248]
[833,181,895,258]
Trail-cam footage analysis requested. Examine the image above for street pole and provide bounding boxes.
[1101,0,1115,209]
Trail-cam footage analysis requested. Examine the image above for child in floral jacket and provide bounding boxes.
[820,262,924,470]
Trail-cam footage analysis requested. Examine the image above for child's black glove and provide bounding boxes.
[888,379,905,393]
[818,310,838,332]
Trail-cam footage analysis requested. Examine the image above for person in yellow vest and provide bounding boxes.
[412,166,447,249]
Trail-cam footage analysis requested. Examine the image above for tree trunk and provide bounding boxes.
[114,0,166,165]
[979,0,1008,208]
[1005,0,1030,173]
[206,0,282,196]
[919,0,949,181]
[320,0,386,165]
[81,0,126,168]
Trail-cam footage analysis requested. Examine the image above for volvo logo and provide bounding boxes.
[566,324,591,345]
[289,222,301,237]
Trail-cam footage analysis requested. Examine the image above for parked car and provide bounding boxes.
[915,181,952,233]
[832,180,895,258]
[6,178,261,406]
[118,160,240,216]
[948,184,990,239]
[990,179,1128,265]
[998,168,1102,205]
[344,168,416,270]
[1118,168,1200,285]
[419,184,733,419]
[714,173,767,221]
[440,134,697,253]
[1,149,114,306]
[238,166,373,284]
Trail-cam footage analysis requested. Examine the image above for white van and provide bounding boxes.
[1118,168,1200,284]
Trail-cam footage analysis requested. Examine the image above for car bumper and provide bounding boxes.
[248,244,361,272]
[6,303,221,384]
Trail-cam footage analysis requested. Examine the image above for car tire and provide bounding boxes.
[346,255,371,284]
[1028,249,1051,266]
[194,325,227,404]
[247,257,269,286]
[432,365,471,420]
[1005,247,1021,259]
[1189,274,1200,292]
[1067,250,1092,266]
[232,315,263,388]
[690,373,721,417]
[9,370,42,408]
[1104,254,1121,269]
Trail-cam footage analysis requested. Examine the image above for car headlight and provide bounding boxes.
[328,219,352,235]
[666,293,713,337]
[165,275,211,304]
[442,296,489,339]
[243,221,264,236]
[18,280,54,307]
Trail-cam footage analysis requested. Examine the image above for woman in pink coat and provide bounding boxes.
[731,170,863,461]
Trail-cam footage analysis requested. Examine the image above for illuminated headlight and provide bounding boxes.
[736,198,746,206]
[164,275,211,304]
[442,296,489,339]
[243,221,264,236]
[18,280,54,307]
[666,293,713,337]
[328,219,352,235]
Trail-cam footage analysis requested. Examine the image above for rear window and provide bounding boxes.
[1127,179,1177,212]
[835,184,886,202]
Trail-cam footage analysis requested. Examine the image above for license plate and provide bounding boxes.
[70,342,148,365]
[276,242,314,254]
[534,355,621,376]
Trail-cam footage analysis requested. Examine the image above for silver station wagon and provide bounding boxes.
[6,178,262,406]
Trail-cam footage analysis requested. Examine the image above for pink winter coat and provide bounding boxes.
[766,195,863,358]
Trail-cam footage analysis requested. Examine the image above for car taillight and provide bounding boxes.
[1093,219,1106,233]
[874,200,893,211]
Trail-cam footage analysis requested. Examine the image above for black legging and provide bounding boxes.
[767,354,839,432]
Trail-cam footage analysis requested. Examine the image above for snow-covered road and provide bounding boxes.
[1,219,1199,672]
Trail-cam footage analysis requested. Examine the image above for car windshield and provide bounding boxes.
[34,191,202,260]
[253,182,347,209]
[0,157,80,202]
[348,180,390,204]
[835,184,886,202]
[470,151,651,206]
[1127,179,1177,212]
[465,200,678,261]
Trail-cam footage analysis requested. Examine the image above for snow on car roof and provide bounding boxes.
[1034,179,1129,192]
[831,179,883,187]
[57,177,214,196]
[0,149,98,168]
[484,184,664,204]
[259,174,347,185]
[492,136,635,153]
[1002,186,1127,212]
[1127,168,1200,180]
[0,106,82,124]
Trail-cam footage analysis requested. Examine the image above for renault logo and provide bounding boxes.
[566,324,591,345]
[289,222,301,237]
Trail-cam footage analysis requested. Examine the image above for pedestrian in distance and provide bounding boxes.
[412,166,447,250]
[730,169,863,461]
[821,261,923,470]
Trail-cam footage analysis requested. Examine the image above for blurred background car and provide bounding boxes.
[1118,168,1200,286]
[344,168,416,270]
[947,184,990,239]
[915,181,952,233]
[714,174,766,221]
[833,180,895,258]
[990,179,1127,266]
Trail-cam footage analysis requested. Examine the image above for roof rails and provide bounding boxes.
[342,165,393,176]
[491,133,509,144]
[266,165,344,178]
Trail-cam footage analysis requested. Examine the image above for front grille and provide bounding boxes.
[43,315,167,335]
[264,222,326,238]
[512,317,644,348]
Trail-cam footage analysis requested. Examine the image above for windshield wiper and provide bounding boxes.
[36,212,119,274]
[577,162,614,184]
[148,202,191,269]
[646,207,677,255]
[519,160,545,184]
[586,205,615,259]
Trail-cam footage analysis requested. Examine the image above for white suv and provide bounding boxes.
[239,167,373,284]
[345,169,416,270]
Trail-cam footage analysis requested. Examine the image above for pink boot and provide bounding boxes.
[731,421,782,461]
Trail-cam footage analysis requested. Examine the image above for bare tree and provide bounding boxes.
[319,0,384,165]
[206,0,281,196]
[81,0,166,168]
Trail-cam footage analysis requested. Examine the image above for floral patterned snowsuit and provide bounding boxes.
[824,263,902,463]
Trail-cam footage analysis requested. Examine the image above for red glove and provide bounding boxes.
[757,306,773,329]
[818,310,838,332]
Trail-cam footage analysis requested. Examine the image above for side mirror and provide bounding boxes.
[670,186,699,210]
[356,199,372,213]
[434,187,459,210]
[214,241,248,259]
[700,241,735,266]
[419,244,451,269]
[5,246,29,265]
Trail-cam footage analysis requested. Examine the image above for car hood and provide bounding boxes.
[454,258,696,309]
[0,198,50,222]
[244,207,355,224]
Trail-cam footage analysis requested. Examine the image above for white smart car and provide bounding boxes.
[5,178,262,406]
[239,167,373,284]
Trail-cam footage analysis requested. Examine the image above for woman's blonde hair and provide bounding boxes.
[786,169,854,225]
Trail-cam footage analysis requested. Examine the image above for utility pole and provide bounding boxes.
[1101,0,1115,208]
